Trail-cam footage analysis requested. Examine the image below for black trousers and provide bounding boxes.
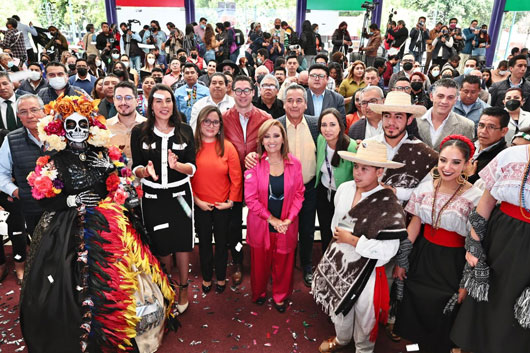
[298,178,317,273]
[195,206,231,282]
[316,182,336,255]
[0,195,27,265]
[228,201,244,265]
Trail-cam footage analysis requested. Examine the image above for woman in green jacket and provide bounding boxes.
[315,108,357,253]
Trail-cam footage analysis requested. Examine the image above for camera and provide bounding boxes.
[361,1,377,11]
[127,19,140,31]
[288,44,300,51]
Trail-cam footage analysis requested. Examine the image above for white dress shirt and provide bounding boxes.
[0,94,17,129]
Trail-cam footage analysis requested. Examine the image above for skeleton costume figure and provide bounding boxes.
[20,95,177,353]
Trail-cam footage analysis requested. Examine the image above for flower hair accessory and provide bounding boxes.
[37,94,111,151]
[439,134,475,160]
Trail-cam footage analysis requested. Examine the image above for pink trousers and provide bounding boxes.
[250,232,295,304]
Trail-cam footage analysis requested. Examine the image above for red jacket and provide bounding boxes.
[244,152,305,253]
[223,106,272,170]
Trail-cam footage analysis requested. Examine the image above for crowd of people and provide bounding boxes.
[0,11,530,353]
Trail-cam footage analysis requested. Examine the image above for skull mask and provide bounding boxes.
[64,112,90,143]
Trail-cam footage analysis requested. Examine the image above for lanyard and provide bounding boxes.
[324,145,334,201]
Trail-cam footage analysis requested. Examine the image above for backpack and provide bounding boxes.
[288,31,300,46]
[234,29,245,46]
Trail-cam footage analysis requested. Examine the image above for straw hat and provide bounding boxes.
[368,91,427,117]
[338,140,405,169]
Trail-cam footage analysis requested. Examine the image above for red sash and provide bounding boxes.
[424,224,465,248]
[500,201,530,224]
[370,266,389,342]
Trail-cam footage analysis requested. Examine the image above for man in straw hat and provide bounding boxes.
[367,90,439,203]
[366,90,439,342]
[313,140,408,353]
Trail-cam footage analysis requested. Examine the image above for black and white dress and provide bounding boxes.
[451,145,530,353]
[394,176,481,353]
[131,124,196,256]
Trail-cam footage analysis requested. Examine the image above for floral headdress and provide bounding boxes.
[37,94,111,151]
[439,134,476,161]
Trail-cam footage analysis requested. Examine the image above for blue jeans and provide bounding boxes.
[204,50,216,63]
[130,55,142,71]
[230,48,240,63]
[412,51,424,64]
[298,178,317,273]
[157,54,167,69]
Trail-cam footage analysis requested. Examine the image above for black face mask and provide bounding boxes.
[77,68,88,76]
[154,77,162,84]
[114,70,125,77]
[275,25,281,30]
[68,64,76,71]
[41,59,49,66]
[411,82,423,91]
[179,56,187,64]
[403,62,413,71]
[257,74,266,84]
[506,99,521,111]
[300,84,309,89]
[191,53,198,59]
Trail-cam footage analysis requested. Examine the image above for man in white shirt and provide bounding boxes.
[417,78,475,151]
[190,73,235,132]
[107,81,146,165]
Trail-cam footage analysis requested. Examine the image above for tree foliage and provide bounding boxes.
[405,0,494,26]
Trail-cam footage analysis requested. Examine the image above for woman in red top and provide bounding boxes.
[192,106,242,294]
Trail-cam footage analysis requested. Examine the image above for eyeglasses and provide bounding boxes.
[234,88,253,96]
[202,119,220,126]
[360,98,380,106]
[394,86,412,92]
[309,73,326,80]
[261,84,277,90]
[477,123,502,131]
[115,95,134,102]
[18,107,43,117]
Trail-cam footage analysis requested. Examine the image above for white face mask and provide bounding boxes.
[95,60,102,67]
[499,70,508,75]
[49,76,67,90]
[111,53,120,60]
[147,58,156,65]
[29,71,41,81]
[122,61,129,68]
[413,68,422,73]
[431,70,440,78]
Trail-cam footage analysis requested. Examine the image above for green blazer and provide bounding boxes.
[315,134,357,189]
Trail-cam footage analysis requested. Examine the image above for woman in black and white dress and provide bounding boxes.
[131,84,196,314]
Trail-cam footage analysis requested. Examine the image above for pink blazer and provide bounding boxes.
[244,152,305,254]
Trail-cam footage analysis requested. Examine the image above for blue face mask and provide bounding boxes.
[7,61,14,68]
[464,67,473,76]
[200,24,206,30]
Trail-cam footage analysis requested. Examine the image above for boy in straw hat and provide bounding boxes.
[313,140,408,353]
[366,90,439,341]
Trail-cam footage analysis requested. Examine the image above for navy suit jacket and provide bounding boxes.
[305,88,346,125]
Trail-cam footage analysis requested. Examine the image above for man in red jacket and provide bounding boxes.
[223,75,271,285]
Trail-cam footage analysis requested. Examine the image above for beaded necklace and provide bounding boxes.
[430,179,464,232]
[186,86,197,107]
[518,146,530,220]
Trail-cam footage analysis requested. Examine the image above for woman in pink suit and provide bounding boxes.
[244,120,305,313]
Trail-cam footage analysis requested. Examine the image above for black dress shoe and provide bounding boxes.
[202,282,212,293]
[303,271,312,287]
[215,283,226,293]
[255,297,266,305]
[274,302,286,313]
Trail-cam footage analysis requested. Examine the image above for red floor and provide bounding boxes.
[0,245,409,352]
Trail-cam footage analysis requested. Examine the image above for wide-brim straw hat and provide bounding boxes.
[338,140,405,169]
[369,91,427,117]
